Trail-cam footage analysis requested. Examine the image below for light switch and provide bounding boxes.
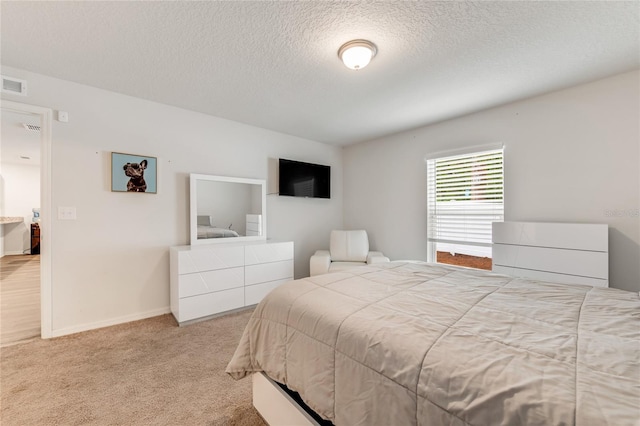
[58,206,76,220]
[57,111,69,122]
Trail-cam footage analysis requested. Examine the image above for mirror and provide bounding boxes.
[190,174,266,245]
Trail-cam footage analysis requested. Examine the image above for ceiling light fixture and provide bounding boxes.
[338,39,377,70]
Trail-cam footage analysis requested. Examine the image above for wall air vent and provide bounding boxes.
[1,75,27,96]
[22,123,41,132]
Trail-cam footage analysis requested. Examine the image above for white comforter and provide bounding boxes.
[226,262,640,426]
[196,225,239,238]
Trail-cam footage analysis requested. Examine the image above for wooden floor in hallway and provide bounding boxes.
[1,254,40,346]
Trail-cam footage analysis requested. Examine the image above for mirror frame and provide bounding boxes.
[189,173,267,245]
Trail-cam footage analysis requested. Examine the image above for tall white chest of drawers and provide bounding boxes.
[170,240,294,325]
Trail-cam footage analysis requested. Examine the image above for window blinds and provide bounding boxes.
[427,148,504,247]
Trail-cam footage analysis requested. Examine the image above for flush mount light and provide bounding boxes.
[338,39,377,70]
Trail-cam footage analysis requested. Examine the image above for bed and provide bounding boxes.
[196,225,239,239]
[196,215,239,239]
[226,261,640,425]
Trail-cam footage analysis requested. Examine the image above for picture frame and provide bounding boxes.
[111,152,157,193]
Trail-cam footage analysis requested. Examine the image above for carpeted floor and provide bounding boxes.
[0,309,266,426]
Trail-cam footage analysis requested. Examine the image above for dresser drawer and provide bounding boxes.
[178,246,244,274]
[245,260,293,285]
[178,287,244,322]
[179,267,244,298]
[245,242,293,265]
[245,278,291,306]
[171,241,294,326]
[246,222,261,233]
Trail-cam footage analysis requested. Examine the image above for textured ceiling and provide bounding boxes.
[1,1,639,146]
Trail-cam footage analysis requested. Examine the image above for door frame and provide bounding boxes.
[2,100,53,338]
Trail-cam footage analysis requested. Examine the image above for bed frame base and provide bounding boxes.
[252,372,320,426]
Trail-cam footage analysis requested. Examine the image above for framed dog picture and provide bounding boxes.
[111,152,157,193]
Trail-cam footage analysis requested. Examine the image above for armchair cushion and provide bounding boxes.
[310,250,331,277]
[310,230,389,276]
[367,251,390,264]
[329,262,368,273]
[329,230,369,262]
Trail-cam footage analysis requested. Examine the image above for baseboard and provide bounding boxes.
[3,250,28,256]
[50,306,171,338]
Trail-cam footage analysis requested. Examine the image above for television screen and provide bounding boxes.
[279,159,330,199]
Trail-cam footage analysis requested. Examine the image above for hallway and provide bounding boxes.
[1,254,40,346]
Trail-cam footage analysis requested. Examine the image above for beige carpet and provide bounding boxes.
[0,309,266,425]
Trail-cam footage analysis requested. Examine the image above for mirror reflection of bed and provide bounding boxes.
[190,174,266,244]
[196,215,240,238]
[196,213,263,239]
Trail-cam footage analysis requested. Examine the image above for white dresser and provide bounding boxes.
[492,222,608,287]
[245,214,262,237]
[170,240,294,325]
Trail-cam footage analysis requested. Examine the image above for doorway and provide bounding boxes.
[1,109,41,344]
[1,101,52,342]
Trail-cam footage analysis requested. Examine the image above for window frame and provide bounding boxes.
[425,144,504,265]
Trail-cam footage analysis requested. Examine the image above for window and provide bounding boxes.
[426,146,504,270]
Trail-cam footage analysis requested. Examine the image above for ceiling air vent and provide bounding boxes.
[1,75,27,96]
[22,123,41,132]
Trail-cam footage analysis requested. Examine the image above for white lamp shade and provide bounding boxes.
[342,46,373,70]
[338,40,377,70]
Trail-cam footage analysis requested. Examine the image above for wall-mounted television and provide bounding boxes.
[279,158,330,199]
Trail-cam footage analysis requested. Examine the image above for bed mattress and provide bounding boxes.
[226,261,639,425]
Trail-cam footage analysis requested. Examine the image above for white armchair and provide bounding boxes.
[310,230,390,276]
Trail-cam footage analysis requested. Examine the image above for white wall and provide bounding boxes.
[0,162,40,255]
[0,66,343,336]
[344,70,640,292]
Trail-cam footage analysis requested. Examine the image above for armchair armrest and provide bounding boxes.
[310,250,331,276]
[366,251,390,264]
